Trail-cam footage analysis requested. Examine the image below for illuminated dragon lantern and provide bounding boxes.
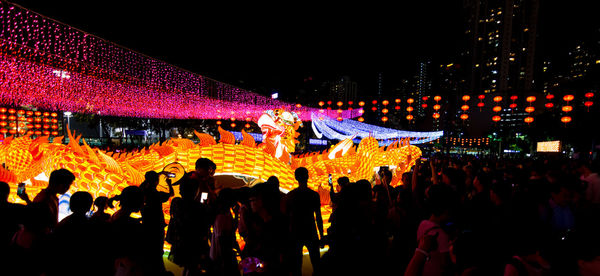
[257,108,302,164]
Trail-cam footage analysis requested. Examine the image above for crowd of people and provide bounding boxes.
[1,155,600,276]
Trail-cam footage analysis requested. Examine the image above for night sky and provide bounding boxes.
[7,0,600,96]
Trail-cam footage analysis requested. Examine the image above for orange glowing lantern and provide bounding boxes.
[493,106,502,112]
[51,112,58,117]
[493,96,503,102]
[337,101,343,107]
[563,95,574,102]
[358,117,364,122]
[382,108,389,114]
[9,129,16,134]
[337,117,343,121]
[381,116,388,122]
[492,116,501,122]
[51,131,58,136]
[230,123,236,128]
[562,106,573,112]
[8,109,16,114]
[0,129,7,134]
[406,115,414,120]
[462,95,471,101]
[0,122,6,127]
[460,114,469,120]
[0,108,5,113]
[525,106,535,113]
[524,117,534,124]
[337,109,343,114]
[407,98,414,104]
[296,104,302,108]
[0,115,5,120]
[8,115,16,121]
[561,116,572,123]
[34,131,41,135]
[382,100,389,106]
[358,109,364,114]
[433,104,441,110]
[395,99,401,104]
[43,112,49,117]
[216,120,222,125]
[434,96,442,102]
[432,113,440,119]
[358,101,365,107]
[26,111,33,116]
[526,96,536,103]
[406,106,414,112]
[461,105,469,111]
[17,110,25,115]
[34,111,41,116]
[318,101,325,107]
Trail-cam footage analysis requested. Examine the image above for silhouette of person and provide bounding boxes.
[285,167,323,276]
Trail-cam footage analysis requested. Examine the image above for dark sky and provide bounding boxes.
[7,0,600,96]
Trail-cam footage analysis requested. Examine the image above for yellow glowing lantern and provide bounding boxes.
[382,108,389,114]
[460,114,469,120]
[337,101,343,107]
[407,98,414,104]
[492,115,501,122]
[216,120,222,125]
[432,113,440,119]
[461,105,469,111]
[358,117,364,122]
[434,96,442,101]
[561,116,572,123]
[382,100,389,106]
[433,104,441,110]
[525,106,535,113]
[406,114,414,120]
[358,101,365,107]
[562,106,573,112]
[493,96,503,102]
[462,95,471,101]
[524,117,534,124]
[406,106,414,112]
[526,96,536,103]
[493,106,502,112]
[395,99,401,104]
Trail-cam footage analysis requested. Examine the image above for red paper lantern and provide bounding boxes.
[358,101,365,106]
[561,116,572,123]
[381,116,388,122]
[318,101,325,106]
[382,108,389,114]
[395,99,401,104]
[545,103,554,108]
[382,100,389,106]
[563,95,574,102]
[371,107,377,111]
[394,106,400,110]
[584,101,593,107]
[8,109,15,114]
[510,95,518,101]
[524,117,534,124]
[406,106,414,112]
[337,117,343,121]
[421,104,428,108]
[525,106,535,113]
[9,129,16,134]
[478,94,485,100]
[406,115,414,120]
[422,96,428,101]
[337,101,343,107]
[26,111,33,116]
[432,113,440,119]
[17,110,25,115]
[216,120,222,125]
[0,108,6,113]
[462,95,471,101]
[230,123,236,128]
[34,111,41,116]
[585,92,594,98]
[51,131,59,136]
[562,106,573,112]
[461,105,469,111]
[0,122,6,127]
[50,112,58,117]
[546,94,555,100]
[460,114,469,120]
[0,129,7,134]
[433,104,441,110]
[327,101,332,105]
[407,98,414,104]
[348,101,353,105]
[509,103,517,109]
[43,112,49,117]
[493,96,503,102]
[493,106,502,112]
[372,100,377,105]
[434,96,442,101]
[492,116,501,122]
[526,96,536,102]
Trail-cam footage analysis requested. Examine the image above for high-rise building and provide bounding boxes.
[328,76,358,104]
[568,43,594,80]
[464,0,540,95]
[415,59,433,117]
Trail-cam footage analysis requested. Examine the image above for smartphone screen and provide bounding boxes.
[328,174,332,185]
[167,172,176,178]
[17,183,25,195]
[200,192,208,203]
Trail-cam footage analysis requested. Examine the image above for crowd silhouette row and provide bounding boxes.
[1,155,600,276]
